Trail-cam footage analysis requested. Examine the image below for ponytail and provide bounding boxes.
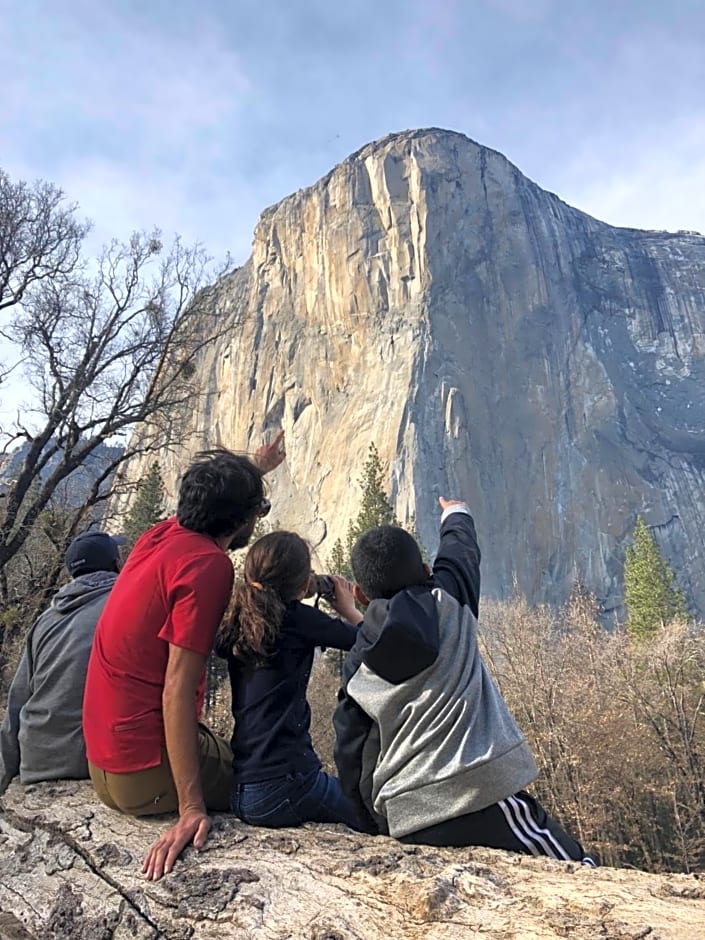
[217,531,311,666]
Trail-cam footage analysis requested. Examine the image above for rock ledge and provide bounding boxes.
[1,781,704,939]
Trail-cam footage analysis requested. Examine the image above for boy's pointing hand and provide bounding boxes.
[438,497,466,511]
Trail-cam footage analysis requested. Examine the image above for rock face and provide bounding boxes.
[114,128,705,616]
[2,781,705,939]
[0,440,124,506]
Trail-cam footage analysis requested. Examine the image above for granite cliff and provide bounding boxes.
[113,128,705,615]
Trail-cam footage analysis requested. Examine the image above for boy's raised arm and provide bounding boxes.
[431,497,481,617]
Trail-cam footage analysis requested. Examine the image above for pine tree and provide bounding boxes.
[327,443,396,577]
[348,443,396,540]
[328,536,351,580]
[624,516,688,640]
[123,461,166,548]
[324,443,396,676]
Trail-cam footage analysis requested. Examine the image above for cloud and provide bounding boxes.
[2,3,249,140]
[541,110,705,232]
[1,0,256,258]
[484,0,555,22]
[1,0,705,428]
[2,0,705,253]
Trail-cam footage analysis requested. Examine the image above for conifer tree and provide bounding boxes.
[327,443,396,578]
[348,443,396,540]
[123,461,166,548]
[624,516,688,640]
[324,443,396,676]
[328,535,351,580]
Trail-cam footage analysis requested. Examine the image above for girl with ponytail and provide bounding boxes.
[217,531,363,829]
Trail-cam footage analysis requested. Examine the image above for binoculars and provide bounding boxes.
[307,574,336,603]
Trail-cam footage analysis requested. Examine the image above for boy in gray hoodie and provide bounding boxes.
[333,498,595,864]
[0,531,123,794]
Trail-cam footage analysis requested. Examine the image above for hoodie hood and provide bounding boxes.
[51,571,119,613]
[361,586,440,684]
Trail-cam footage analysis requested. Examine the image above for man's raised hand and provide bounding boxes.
[254,431,286,474]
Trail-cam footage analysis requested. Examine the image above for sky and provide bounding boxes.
[1,0,705,417]
[2,0,705,261]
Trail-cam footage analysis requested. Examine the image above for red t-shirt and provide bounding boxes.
[83,517,234,773]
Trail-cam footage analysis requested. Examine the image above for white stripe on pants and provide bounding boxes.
[498,795,572,860]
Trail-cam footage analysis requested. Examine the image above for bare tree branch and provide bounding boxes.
[0,167,234,636]
[0,169,88,312]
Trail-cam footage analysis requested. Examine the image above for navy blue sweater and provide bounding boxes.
[224,602,358,784]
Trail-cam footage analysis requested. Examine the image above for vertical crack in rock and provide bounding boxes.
[0,806,170,939]
[106,128,705,620]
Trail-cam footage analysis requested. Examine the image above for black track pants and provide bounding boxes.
[399,790,597,865]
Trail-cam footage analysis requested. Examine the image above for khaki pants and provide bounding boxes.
[88,723,232,816]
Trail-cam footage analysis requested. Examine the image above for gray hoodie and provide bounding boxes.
[334,509,538,839]
[0,571,117,793]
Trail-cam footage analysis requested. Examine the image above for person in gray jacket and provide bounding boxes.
[333,498,596,864]
[0,531,125,795]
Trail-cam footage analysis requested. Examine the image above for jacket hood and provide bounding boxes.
[361,586,440,684]
[51,571,118,613]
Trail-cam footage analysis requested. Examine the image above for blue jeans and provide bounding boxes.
[232,768,363,830]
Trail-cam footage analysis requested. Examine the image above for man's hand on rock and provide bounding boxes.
[254,431,286,474]
[142,807,211,881]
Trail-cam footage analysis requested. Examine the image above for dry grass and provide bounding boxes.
[203,676,234,741]
[296,594,705,873]
[481,593,705,872]
[308,653,341,774]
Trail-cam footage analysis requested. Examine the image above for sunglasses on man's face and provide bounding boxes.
[257,498,272,518]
